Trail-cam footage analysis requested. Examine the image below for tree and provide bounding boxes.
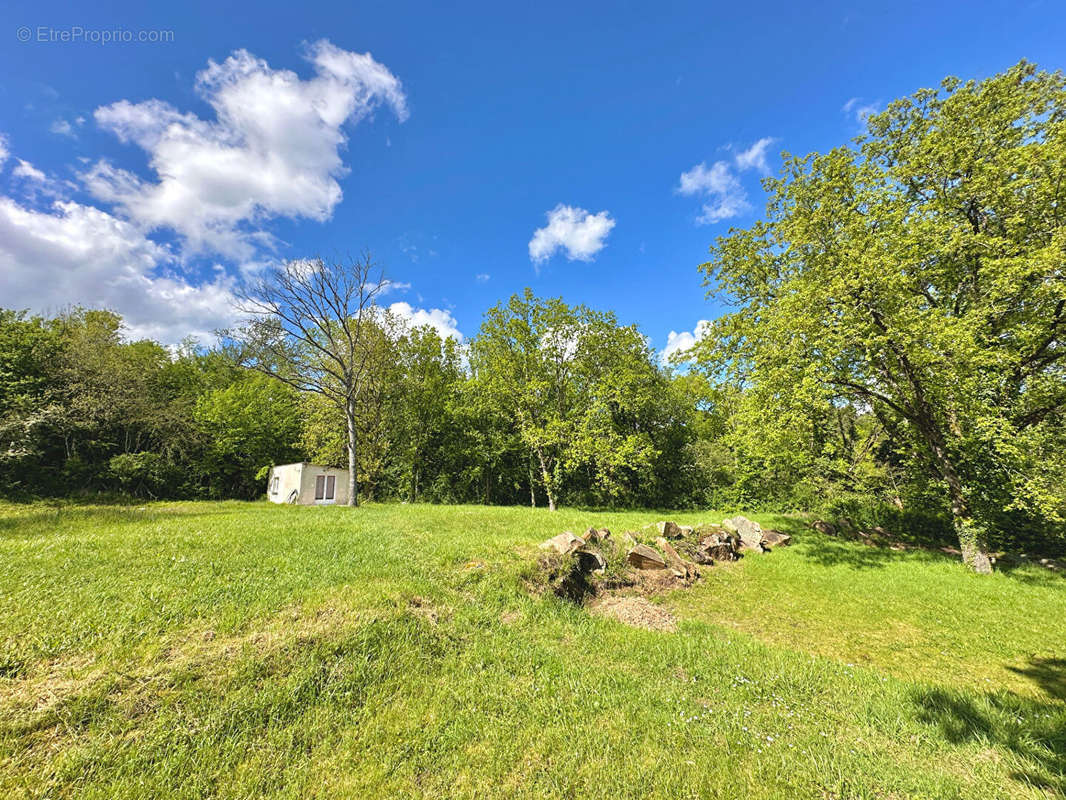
[224,255,390,506]
[470,289,662,510]
[696,62,1066,572]
[193,374,302,498]
[395,325,465,502]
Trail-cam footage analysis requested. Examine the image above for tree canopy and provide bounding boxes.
[693,61,1066,571]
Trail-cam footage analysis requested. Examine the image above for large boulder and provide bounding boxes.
[697,531,739,562]
[627,543,667,570]
[723,516,766,553]
[540,531,585,555]
[812,520,836,536]
[762,529,792,548]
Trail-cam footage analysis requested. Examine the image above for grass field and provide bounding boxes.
[1,501,1064,799]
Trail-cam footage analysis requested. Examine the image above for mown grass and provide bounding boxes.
[0,501,1064,798]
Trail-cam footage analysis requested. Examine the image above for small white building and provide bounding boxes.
[266,462,350,505]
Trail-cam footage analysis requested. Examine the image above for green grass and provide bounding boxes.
[0,501,1064,799]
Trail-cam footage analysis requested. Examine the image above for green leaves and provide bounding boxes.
[697,61,1066,551]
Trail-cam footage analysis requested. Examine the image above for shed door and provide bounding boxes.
[325,475,336,500]
[314,475,326,500]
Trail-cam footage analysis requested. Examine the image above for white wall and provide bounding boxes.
[267,463,350,505]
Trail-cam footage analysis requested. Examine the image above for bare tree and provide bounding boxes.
[222,254,389,507]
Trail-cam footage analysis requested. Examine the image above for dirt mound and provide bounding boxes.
[589,596,678,632]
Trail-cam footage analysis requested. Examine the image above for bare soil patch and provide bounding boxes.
[589,596,678,632]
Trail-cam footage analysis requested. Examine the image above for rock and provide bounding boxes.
[762,529,791,548]
[697,531,739,562]
[724,516,766,553]
[812,520,836,536]
[540,531,585,555]
[678,525,694,538]
[575,548,607,574]
[656,537,699,581]
[656,521,683,539]
[584,527,611,543]
[627,543,668,570]
[618,531,638,550]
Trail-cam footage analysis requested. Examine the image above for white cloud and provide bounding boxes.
[541,325,580,361]
[0,134,9,167]
[388,301,463,342]
[12,159,46,182]
[85,39,408,259]
[842,97,879,126]
[528,204,615,264]
[734,136,776,174]
[677,161,750,224]
[660,320,711,364]
[0,195,238,344]
[475,273,490,283]
[0,42,411,347]
[677,137,776,225]
[381,280,411,294]
[49,119,76,137]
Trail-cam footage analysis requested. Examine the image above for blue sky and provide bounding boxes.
[0,0,1062,357]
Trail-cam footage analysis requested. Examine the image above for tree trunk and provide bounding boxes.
[528,462,536,508]
[920,418,992,573]
[346,398,359,507]
[535,447,557,512]
[955,517,993,574]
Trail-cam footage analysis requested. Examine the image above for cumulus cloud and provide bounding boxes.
[0,195,238,344]
[388,301,463,342]
[475,273,490,283]
[12,160,46,182]
[734,136,776,174]
[660,320,711,364]
[677,161,751,224]
[85,39,408,259]
[0,41,412,346]
[528,204,615,264]
[49,119,76,138]
[842,97,879,126]
[677,137,776,225]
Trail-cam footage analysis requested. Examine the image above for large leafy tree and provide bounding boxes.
[697,62,1066,572]
[470,289,660,510]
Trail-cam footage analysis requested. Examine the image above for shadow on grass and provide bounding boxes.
[766,517,1066,585]
[915,658,1066,794]
[765,517,947,571]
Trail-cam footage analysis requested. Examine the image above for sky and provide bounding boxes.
[0,0,1062,360]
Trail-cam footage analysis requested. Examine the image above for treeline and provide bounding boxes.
[0,292,1061,554]
[0,294,937,514]
[0,299,716,507]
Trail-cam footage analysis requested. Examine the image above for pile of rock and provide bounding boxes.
[536,515,792,599]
